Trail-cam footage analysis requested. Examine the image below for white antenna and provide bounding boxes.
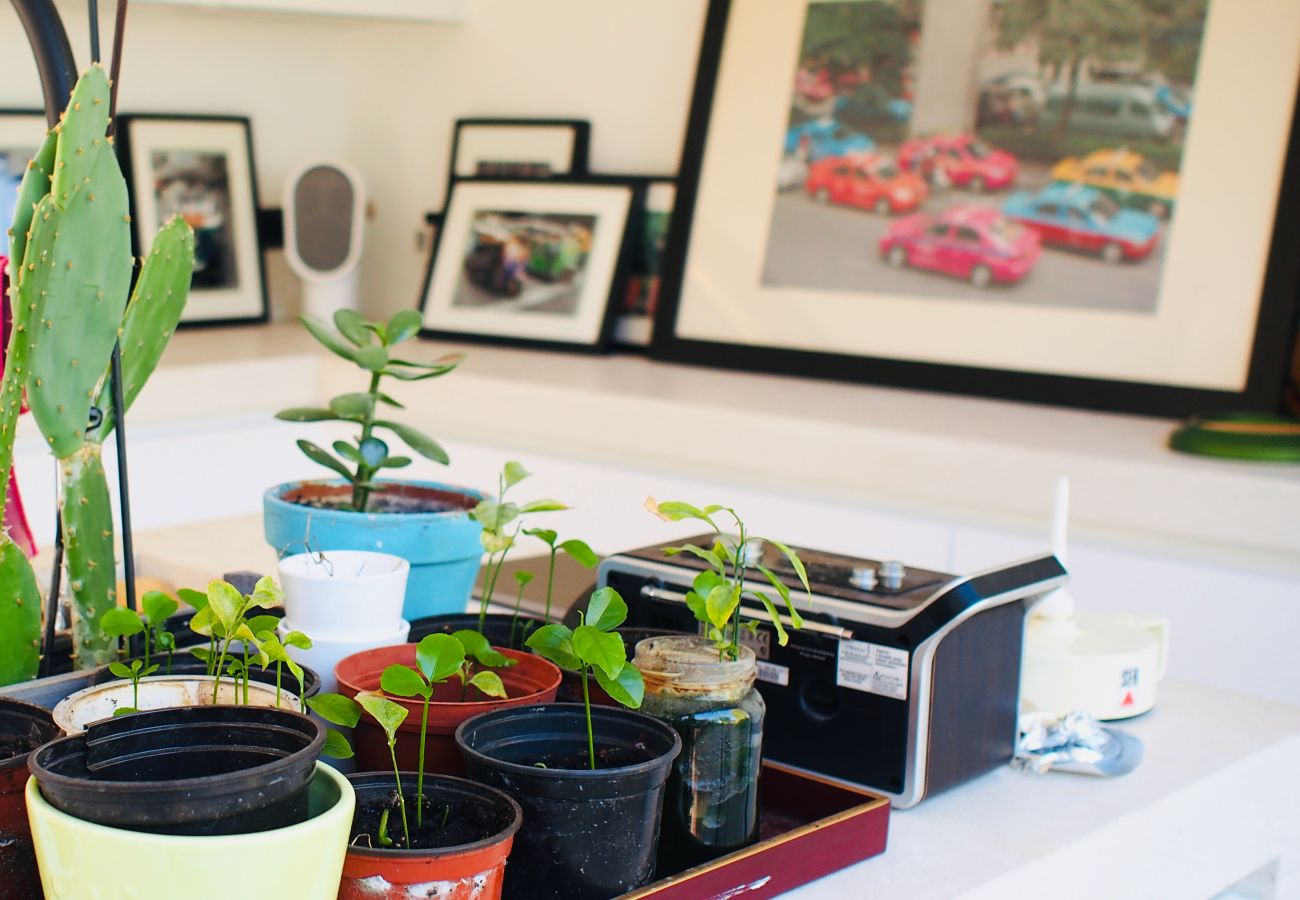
[1035,476,1076,620]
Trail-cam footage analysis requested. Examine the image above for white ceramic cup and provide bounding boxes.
[278,617,410,696]
[277,550,410,641]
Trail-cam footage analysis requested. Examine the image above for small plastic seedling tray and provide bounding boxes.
[621,760,890,898]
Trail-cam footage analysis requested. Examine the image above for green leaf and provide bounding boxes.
[189,646,212,663]
[329,393,375,419]
[275,407,341,423]
[129,659,144,674]
[519,499,568,513]
[156,631,176,651]
[415,633,466,683]
[667,542,723,573]
[573,625,626,680]
[355,690,408,743]
[333,309,371,346]
[751,591,789,647]
[645,499,720,531]
[514,570,535,586]
[380,364,457,382]
[354,345,389,372]
[260,636,289,665]
[141,663,160,678]
[559,539,599,569]
[358,437,389,468]
[333,442,364,464]
[452,630,513,668]
[755,565,802,629]
[322,729,355,760]
[386,309,422,344]
[762,537,811,597]
[502,461,530,489]
[108,661,133,678]
[380,663,431,699]
[246,614,281,639]
[177,588,207,612]
[525,623,581,671]
[378,455,412,470]
[140,591,178,627]
[284,630,312,650]
[594,662,644,709]
[307,693,361,728]
[524,527,557,546]
[471,500,518,532]
[374,421,449,464]
[297,440,356,482]
[693,569,725,596]
[113,707,139,717]
[100,607,144,638]
[301,316,357,362]
[375,392,405,409]
[480,530,514,554]
[705,584,740,631]
[684,590,709,624]
[206,580,244,633]
[468,670,507,699]
[250,576,285,609]
[584,587,627,632]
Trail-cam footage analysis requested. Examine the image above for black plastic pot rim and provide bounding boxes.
[455,702,682,782]
[345,771,522,860]
[0,697,59,773]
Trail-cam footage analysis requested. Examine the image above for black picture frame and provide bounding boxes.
[652,0,1300,418]
[604,174,677,351]
[445,118,591,208]
[417,174,643,354]
[116,113,269,328]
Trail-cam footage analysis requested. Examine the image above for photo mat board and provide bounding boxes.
[118,115,268,326]
[0,112,45,241]
[419,177,639,351]
[654,0,1300,416]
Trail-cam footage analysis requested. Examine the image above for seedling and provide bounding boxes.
[188,577,282,702]
[527,587,644,770]
[108,658,158,715]
[254,622,312,711]
[471,461,567,630]
[510,570,535,645]
[306,692,361,761]
[358,691,411,847]
[379,631,510,825]
[276,310,461,512]
[98,590,181,673]
[522,527,599,623]
[646,499,811,661]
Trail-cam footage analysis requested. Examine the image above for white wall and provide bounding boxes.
[0,0,708,320]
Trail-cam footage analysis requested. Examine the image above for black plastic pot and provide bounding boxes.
[28,705,325,836]
[555,628,692,704]
[409,612,544,651]
[456,703,682,900]
[90,654,322,698]
[0,699,60,899]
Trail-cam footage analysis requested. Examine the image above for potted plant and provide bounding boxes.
[0,697,59,896]
[25,706,354,899]
[335,630,561,777]
[636,498,811,871]
[457,587,682,900]
[266,310,485,622]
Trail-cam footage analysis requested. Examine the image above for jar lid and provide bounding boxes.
[634,635,757,701]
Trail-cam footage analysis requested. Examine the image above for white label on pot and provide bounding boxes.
[756,660,789,686]
[837,639,909,701]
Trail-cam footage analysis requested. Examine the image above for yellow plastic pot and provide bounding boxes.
[26,762,354,899]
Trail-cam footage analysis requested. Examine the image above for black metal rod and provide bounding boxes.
[88,0,100,63]
[39,510,63,677]
[110,344,136,612]
[9,0,76,129]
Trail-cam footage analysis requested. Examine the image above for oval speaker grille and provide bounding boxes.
[294,165,355,272]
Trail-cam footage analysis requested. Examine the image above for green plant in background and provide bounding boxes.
[0,64,196,674]
[305,692,361,761]
[646,499,811,661]
[357,691,411,846]
[108,658,158,716]
[522,527,599,623]
[509,570,534,644]
[527,587,644,771]
[276,310,461,512]
[379,632,510,827]
[99,590,180,673]
[471,461,567,629]
[254,624,312,711]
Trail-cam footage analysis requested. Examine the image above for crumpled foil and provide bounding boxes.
[1012,710,1144,776]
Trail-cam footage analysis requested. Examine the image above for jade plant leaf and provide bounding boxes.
[301,316,357,362]
[386,309,422,344]
[333,309,371,346]
[353,345,389,372]
[275,407,339,423]
[374,420,448,464]
[329,393,375,419]
[296,440,354,481]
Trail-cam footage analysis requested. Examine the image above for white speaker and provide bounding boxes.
[283,160,366,320]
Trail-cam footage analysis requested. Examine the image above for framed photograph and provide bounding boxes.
[449,118,590,182]
[614,178,677,349]
[418,177,640,351]
[0,111,47,241]
[117,115,268,326]
[654,0,1300,416]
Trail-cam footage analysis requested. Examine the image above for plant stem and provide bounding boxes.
[389,743,411,848]
[582,669,595,771]
[416,691,430,828]
[212,636,230,702]
[242,645,250,704]
[275,662,282,708]
[165,647,172,675]
[131,674,139,709]
[478,550,509,630]
[544,545,557,623]
[351,371,384,512]
[143,627,151,669]
[729,520,748,661]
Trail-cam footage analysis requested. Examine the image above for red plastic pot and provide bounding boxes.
[336,645,561,777]
[338,772,521,900]
[0,698,60,899]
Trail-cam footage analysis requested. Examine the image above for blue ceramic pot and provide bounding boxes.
[263,479,484,621]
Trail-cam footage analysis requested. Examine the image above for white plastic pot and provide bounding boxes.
[277,550,410,640]
[279,618,410,695]
[52,676,302,735]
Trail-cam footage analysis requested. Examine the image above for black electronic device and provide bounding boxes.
[598,538,1067,808]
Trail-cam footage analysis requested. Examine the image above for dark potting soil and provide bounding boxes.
[282,482,478,515]
[0,734,38,762]
[526,742,654,771]
[351,788,511,851]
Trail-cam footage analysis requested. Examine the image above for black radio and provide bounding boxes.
[597,538,1066,808]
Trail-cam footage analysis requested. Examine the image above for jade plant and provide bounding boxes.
[379,632,510,826]
[276,310,461,512]
[527,587,644,770]
[1,64,196,673]
[98,590,180,673]
[646,499,811,661]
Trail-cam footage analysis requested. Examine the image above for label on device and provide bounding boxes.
[756,660,790,686]
[836,639,909,701]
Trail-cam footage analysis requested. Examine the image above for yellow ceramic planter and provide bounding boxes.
[26,762,354,899]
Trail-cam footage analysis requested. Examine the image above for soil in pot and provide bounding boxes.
[340,772,521,900]
[282,482,478,514]
[455,702,682,900]
[409,612,544,652]
[337,644,561,778]
[0,699,60,900]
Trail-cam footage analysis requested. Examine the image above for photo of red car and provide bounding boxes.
[878,204,1041,287]
[804,153,928,214]
[898,134,1019,192]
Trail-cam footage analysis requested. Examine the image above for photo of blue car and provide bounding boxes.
[784,119,874,162]
[1001,183,1162,263]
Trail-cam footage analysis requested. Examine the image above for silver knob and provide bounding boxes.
[850,566,878,591]
[880,560,906,590]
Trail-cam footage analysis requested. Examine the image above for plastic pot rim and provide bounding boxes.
[278,549,411,583]
[0,697,59,775]
[264,478,485,522]
[52,675,305,734]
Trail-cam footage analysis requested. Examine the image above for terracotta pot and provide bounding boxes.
[338,772,521,900]
[0,698,59,899]
[336,645,561,777]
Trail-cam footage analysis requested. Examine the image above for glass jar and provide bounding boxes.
[634,635,765,874]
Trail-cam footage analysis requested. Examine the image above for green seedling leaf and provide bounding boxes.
[358,437,389,467]
[188,606,214,637]
[467,670,507,699]
[113,707,139,717]
[275,407,340,423]
[297,440,355,481]
[502,461,530,488]
[375,420,448,464]
[141,664,160,678]
[386,309,422,344]
[666,542,724,574]
[684,590,709,624]
[322,729,355,759]
[189,646,212,664]
[573,625,626,680]
[452,630,513,668]
[584,587,627,632]
[140,591,178,627]
[381,663,431,699]
[177,588,207,611]
[334,309,371,346]
[762,537,811,597]
[705,583,740,631]
[751,591,789,646]
[206,580,244,633]
[415,633,466,683]
[481,531,513,554]
[525,624,581,671]
[250,576,285,609]
[156,632,176,651]
[755,564,803,629]
[524,527,557,546]
[284,630,312,650]
[519,499,567,513]
[559,539,599,568]
[100,607,144,638]
[246,614,281,639]
[260,637,289,665]
[594,662,645,710]
[355,690,408,743]
[108,661,133,679]
[329,392,375,419]
[514,570,535,586]
[307,693,362,728]
[301,315,357,362]
[471,500,518,532]
[645,498,720,530]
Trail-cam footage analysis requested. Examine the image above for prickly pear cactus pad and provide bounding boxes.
[61,445,117,665]
[0,535,41,685]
